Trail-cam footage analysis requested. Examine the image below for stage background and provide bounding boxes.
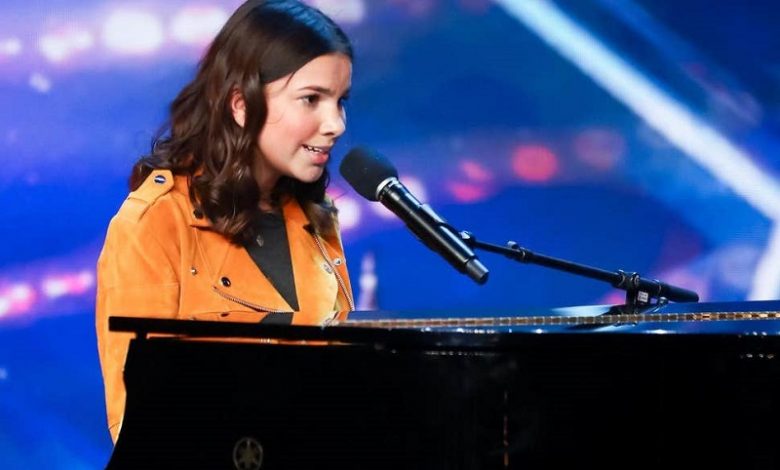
[1,0,779,466]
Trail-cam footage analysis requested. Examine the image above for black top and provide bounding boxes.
[244,210,299,312]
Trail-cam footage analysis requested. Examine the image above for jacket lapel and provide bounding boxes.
[180,176,292,313]
[283,199,339,324]
[211,240,292,312]
[186,186,338,318]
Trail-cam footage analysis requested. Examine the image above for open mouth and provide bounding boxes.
[303,144,330,154]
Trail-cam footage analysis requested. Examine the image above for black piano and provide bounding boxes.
[107,300,780,469]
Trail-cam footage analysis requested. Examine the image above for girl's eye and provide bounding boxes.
[301,94,319,106]
[338,95,350,108]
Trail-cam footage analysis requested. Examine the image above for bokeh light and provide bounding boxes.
[447,181,491,203]
[335,196,362,230]
[511,144,559,182]
[0,283,36,317]
[38,28,94,63]
[0,37,22,57]
[307,0,366,24]
[28,73,52,93]
[102,10,164,55]
[170,6,229,46]
[573,128,625,171]
[460,159,493,182]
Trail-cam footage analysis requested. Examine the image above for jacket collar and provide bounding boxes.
[173,175,212,229]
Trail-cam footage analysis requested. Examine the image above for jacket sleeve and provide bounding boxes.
[95,190,181,443]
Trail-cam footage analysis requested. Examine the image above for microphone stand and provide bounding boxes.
[459,231,699,313]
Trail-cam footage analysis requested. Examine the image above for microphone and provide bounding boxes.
[340,147,489,284]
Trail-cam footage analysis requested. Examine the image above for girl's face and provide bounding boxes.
[233,53,352,195]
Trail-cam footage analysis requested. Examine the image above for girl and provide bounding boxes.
[96,0,354,443]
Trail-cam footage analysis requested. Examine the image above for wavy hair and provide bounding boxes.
[129,0,353,243]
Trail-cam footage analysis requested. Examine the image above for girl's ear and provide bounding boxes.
[230,89,246,128]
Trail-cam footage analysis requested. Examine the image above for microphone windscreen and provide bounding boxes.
[339,147,398,201]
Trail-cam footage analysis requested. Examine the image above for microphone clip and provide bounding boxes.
[614,270,668,310]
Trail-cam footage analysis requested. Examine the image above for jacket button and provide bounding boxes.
[333,258,342,266]
[193,208,204,219]
[190,267,198,275]
[221,276,231,287]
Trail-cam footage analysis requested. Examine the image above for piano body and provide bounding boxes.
[107,300,780,469]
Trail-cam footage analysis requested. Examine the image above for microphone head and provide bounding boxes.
[340,147,398,201]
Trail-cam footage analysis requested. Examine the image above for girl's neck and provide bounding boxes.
[257,186,279,211]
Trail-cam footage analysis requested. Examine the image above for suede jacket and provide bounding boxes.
[96,169,354,443]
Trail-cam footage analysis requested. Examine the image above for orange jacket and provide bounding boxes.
[96,169,353,443]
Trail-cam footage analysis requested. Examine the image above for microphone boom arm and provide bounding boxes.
[458,231,699,309]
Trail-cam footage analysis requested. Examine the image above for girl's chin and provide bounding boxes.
[293,168,325,183]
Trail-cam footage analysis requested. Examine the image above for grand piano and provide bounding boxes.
[107,299,780,469]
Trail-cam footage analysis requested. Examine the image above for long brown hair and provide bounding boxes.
[130,0,353,243]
